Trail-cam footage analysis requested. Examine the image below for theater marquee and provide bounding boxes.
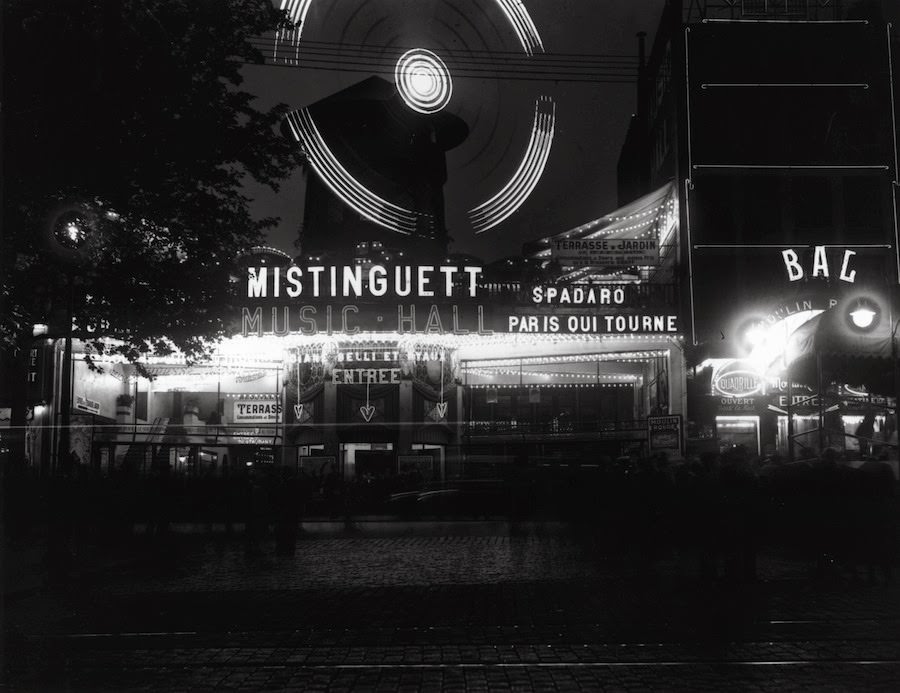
[239,267,679,337]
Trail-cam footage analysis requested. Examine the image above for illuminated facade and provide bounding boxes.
[618,0,900,459]
[30,2,702,480]
[42,177,687,480]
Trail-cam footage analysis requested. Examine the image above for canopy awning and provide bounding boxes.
[524,182,677,281]
[784,293,897,394]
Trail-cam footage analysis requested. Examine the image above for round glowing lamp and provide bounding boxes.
[52,210,90,249]
[744,324,767,349]
[849,306,877,330]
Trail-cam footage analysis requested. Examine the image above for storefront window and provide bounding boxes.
[716,415,760,456]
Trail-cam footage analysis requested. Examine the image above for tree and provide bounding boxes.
[1,0,301,365]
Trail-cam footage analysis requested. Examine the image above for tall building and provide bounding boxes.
[618,0,899,458]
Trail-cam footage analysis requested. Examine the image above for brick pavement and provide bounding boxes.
[4,524,900,691]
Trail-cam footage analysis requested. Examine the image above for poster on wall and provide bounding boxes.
[648,414,682,456]
[232,398,282,424]
[550,237,659,267]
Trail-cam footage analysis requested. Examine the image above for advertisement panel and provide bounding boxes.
[233,398,282,424]
[648,415,682,455]
[550,238,658,267]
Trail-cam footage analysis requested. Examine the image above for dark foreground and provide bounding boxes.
[3,521,900,692]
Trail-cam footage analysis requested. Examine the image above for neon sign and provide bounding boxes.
[781,247,857,283]
[531,285,627,305]
[241,304,493,337]
[508,314,677,334]
[247,265,482,299]
[711,360,765,398]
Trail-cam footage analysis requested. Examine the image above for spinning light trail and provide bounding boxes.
[394,49,453,114]
[469,96,556,234]
[284,109,420,234]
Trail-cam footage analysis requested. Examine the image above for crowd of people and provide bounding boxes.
[534,446,898,583]
[2,446,897,582]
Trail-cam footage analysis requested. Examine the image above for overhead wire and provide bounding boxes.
[237,59,637,83]
[242,36,641,83]
[253,36,641,61]
[248,40,638,69]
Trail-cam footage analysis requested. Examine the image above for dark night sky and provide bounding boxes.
[244,1,666,261]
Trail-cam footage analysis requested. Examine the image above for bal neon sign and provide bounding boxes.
[781,247,857,283]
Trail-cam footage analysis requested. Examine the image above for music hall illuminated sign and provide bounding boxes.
[239,267,679,337]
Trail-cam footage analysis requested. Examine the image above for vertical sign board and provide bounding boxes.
[648,415,682,456]
[26,343,52,405]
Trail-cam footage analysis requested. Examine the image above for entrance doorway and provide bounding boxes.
[341,442,395,480]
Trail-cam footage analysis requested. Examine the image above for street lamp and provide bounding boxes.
[44,205,95,475]
[844,293,899,458]
[846,297,881,332]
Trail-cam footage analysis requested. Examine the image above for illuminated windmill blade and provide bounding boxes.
[469,96,556,234]
[274,0,313,64]
[468,100,554,230]
[285,109,421,235]
[469,107,552,222]
[494,0,545,56]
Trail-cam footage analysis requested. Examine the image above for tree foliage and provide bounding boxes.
[1,0,300,365]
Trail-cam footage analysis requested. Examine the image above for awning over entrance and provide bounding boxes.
[524,182,677,283]
[785,293,897,394]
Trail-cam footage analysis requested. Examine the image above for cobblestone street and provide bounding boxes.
[3,522,900,691]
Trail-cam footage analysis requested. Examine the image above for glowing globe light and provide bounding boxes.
[849,307,877,329]
[52,210,90,250]
[394,49,452,114]
[744,324,767,349]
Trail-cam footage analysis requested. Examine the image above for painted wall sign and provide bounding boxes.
[551,238,659,268]
[233,399,282,424]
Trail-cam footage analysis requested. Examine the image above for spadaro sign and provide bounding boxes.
[238,265,680,337]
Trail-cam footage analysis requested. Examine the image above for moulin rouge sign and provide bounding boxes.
[239,265,680,336]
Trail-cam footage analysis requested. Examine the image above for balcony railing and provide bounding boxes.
[465,419,648,437]
[684,0,844,21]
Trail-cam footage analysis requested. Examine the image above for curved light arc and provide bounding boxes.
[286,109,419,234]
[470,107,551,222]
[469,97,556,233]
